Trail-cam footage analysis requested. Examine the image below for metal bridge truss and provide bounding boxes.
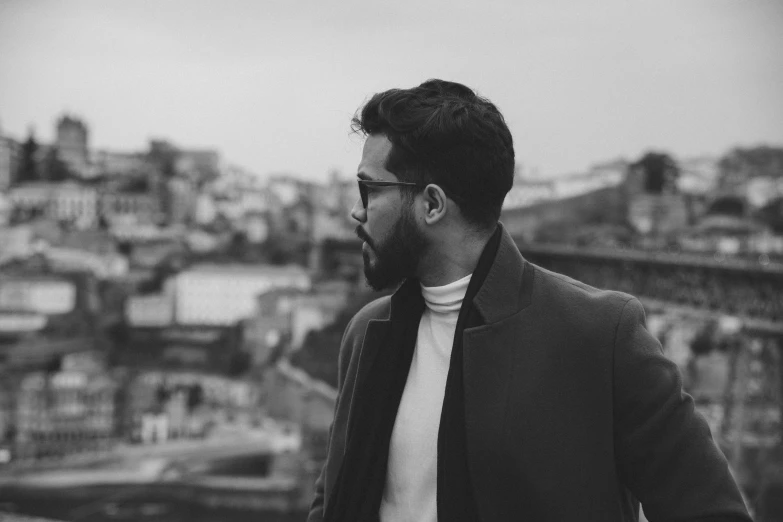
[517,242,783,334]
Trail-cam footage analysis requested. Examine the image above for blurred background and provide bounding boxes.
[0,0,781,520]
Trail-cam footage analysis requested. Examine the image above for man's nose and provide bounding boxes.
[350,198,366,223]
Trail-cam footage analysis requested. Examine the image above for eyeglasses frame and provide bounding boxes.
[357,179,426,209]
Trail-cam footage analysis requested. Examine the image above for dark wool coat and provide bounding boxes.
[308,225,752,521]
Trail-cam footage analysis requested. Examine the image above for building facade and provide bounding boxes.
[0,125,21,191]
[56,115,90,177]
[8,182,161,229]
[174,264,311,326]
[9,183,98,227]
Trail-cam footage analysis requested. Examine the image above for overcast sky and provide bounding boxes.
[1,0,782,181]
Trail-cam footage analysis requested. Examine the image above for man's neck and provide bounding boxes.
[416,227,495,287]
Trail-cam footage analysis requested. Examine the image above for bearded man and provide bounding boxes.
[307,79,751,522]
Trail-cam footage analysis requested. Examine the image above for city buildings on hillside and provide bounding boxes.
[120,262,352,379]
[9,182,98,227]
[311,173,357,242]
[556,159,629,199]
[243,280,352,367]
[14,356,117,460]
[92,149,148,178]
[52,116,222,185]
[626,154,783,257]
[503,159,628,209]
[122,369,264,443]
[243,288,302,367]
[174,264,311,326]
[214,164,267,192]
[203,170,280,235]
[2,114,234,233]
[678,156,721,195]
[122,264,312,373]
[503,154,737,213]
[1,221,145,288]
[175,149,221,183]
[0,259,124,462]
[502,177,557,209]
[287,283,350,351]
[8,182,161,229]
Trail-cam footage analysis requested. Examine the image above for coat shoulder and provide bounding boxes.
[528,262,638,333]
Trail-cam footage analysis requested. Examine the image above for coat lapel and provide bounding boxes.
[351,319,390,405]
[462,224,535,518]
[346,279,421,440]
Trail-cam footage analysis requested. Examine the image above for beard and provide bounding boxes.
[356,206,426,291]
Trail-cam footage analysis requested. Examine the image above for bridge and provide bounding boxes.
[517,242,783,333]
[318,237,783,332]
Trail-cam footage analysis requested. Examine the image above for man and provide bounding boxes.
[307,79,751,521]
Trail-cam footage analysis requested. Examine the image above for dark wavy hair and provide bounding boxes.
[352,79,515,228]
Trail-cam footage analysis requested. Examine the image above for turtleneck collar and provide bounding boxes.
[420,273,472,314]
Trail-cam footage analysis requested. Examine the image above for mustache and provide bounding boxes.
[355,226,373,248]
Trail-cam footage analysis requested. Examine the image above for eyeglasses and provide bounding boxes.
[357,180,425,209]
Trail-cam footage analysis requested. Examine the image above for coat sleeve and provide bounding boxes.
[612,298,752,522]
[306,315,357,522]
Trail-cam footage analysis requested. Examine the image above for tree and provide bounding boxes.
[632,152,680,194]
[42,146,72,182]
[17,133,40,184]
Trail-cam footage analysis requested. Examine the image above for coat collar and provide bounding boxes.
[471,222,534,324]
[386,222,533,325]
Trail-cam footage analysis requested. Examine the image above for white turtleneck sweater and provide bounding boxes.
[379,273,472,522]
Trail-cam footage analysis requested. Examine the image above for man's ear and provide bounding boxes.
[422,184,448,225]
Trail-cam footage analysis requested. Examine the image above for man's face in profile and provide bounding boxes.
[353,135,427,291]
[358,202,423,291]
